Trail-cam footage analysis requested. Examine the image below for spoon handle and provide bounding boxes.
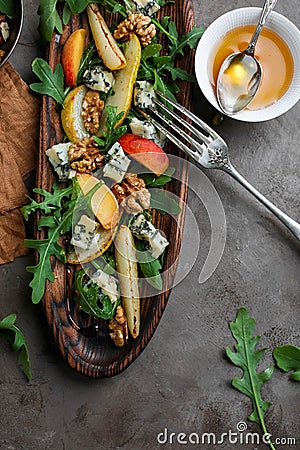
[226,165,300,241]
[246,0,278,55]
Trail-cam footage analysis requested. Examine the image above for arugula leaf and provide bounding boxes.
[168,25,204,59]
[226,308,275,450]
[142,44,162,62]
[0,0,14,18]
[24,178,107,304]
[135,239,163,290]
[0,314,31,381]
[21,182,73,221]
[30,58,65,107]
[150,188,181,215]
[66,0,89,14]
[73,270,120,319]
[140,167,175,188]
[62,2,71,26]
[25,213,71,304]
[168,66,195,82]
[93,105,127,152]
[38,0,62,43]
[273,344,300,381]
[37,0,108,42]
[137,20,202,100]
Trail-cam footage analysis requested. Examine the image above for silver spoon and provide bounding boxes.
[217,0,278,115]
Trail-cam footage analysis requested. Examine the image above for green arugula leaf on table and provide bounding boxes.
[135,239,163,290]
[273,344,300,381]
[30,58,65,107]
[73,270,120,319]
[0,0,14,18]
[0,314,31,381]
[226,307,275,450]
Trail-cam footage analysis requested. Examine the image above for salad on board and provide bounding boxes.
[22,0,203,349]
[0,0,14,62]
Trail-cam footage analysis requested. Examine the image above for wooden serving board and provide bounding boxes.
[37,0,196,377]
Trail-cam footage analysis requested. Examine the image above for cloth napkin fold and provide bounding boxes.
[0,62,40,264]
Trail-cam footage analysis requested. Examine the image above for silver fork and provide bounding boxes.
[143,90,300,241]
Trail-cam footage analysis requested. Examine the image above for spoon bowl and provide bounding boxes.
[217,51,262,114]
[217,0,277,115]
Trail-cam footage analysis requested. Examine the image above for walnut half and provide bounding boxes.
[81,90,105,135]
[68,137,104,174]
[109,305,129,347]
[111,174,151,214]
[114,13,156,47]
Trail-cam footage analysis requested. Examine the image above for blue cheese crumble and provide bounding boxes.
[90,269,120,303]
[70,214,99,250]
[129,117,166,148]
[46,143,76,181]
[83,65,115,94]
[126,0,161,17]
[103,142,131,183]
[130,214,169,259]
[134,81,156,110]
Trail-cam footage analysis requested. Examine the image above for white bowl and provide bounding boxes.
[195,7,300,122]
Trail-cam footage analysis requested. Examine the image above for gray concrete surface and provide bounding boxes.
[1,1,299,449]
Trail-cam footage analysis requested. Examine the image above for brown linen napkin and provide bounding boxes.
[0,61,40,264]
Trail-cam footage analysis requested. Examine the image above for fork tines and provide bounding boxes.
[143,90,217,159]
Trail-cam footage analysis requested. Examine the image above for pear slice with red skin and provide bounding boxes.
[62,29,86,87]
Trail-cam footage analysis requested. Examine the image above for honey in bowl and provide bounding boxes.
[210,25,294,110]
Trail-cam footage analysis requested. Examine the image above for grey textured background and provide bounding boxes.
[0,1,299,449]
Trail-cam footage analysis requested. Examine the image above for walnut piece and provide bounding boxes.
[114,13,156,47]
[111,173,151,214]
[68,137,104,174]
[109,305,129,347]
[81,90,105,135]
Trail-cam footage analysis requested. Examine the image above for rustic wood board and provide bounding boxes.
[37,0,196,377]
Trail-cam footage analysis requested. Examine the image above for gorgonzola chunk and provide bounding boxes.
[129,117,166,148]
[130,214,169,259]
[70,214,99,251]
[134,81,156,110]
[83,65,115,93]
[103,142,131,183]
[90,269,120,303]
[127,0,161,17]
[46,142,76,181]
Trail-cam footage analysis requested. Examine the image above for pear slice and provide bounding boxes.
[61,85,90,143]
[98,34,141,134]
[76,174,119,230]
[87,4,126,71]
[115,226,140,339]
